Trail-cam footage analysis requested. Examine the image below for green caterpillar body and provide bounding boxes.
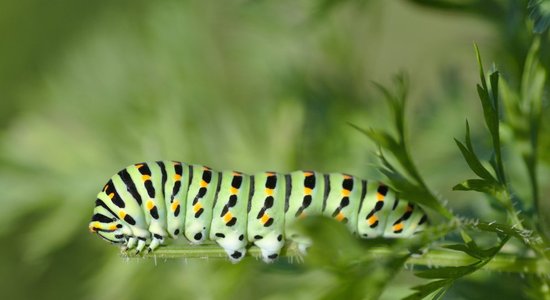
[89,161,428,262]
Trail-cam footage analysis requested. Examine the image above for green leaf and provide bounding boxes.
[519,38,547,241]
[465,221,538,247]
[414,262,480,279]
[297,216,365,270]
[373,74,408,136]
[528,0,550,33]
[443,231,487,260]
[403,279,451,300]
[459,229,474,245]
[474,44,488,91]
[353,75,454,220]
[453,122,495,182]
[477,81,500,148]
[297,216,417,300]
[489,70,500,112]
[521,38,545,115]
[365,130,401,153]
[473,45,505,183]
[453,179,501,194]
[409,233,513,300]
[443,230,508,260]
[443,244,485,260]
[456,45,509,203]
[348,124,402,159]
[375,150,451,218]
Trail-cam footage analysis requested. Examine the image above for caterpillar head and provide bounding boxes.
[89,205,126,245]
[95,228,126,245]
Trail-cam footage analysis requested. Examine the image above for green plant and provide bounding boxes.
[357,43,549,298]
[126,43,550,299]
[2,1,549,299]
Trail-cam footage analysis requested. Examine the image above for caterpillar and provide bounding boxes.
[89,161,428,263]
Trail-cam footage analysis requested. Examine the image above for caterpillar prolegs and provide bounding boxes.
[89,161,428,263]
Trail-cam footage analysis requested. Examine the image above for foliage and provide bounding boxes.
[352,43,550,298]
[528,0,550,33]
[125,43,550,299]
[349,76,453,220]
[1,1,550,300]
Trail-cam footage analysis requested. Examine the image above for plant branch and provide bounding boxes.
[122,244,550,276]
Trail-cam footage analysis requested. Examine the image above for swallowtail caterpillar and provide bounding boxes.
[89,161,428,263]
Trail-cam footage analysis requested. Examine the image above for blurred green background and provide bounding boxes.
[1,0,548,299]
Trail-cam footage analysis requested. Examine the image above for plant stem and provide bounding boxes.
[406,248,549,275]
[123,245,550,276]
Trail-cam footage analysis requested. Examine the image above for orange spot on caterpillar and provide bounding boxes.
[108,192,115,199]
[200,180,208,187]
[173,174,182,181]
[376,193,385,201]
[146,200,155,210]
[142,175,151,181]
[265,188,273,196]
[367,215,378,225]
[303,188,312,195]
[393,222,404,232]
[223,212,234,223]
[118,211,127,219]
[335,212,345,222]
[135,164,144,169]
[260,213,270,224]
[172,200,180,212]
[193,202,203,213]
[341,189,350,197]
[230,187,238,194]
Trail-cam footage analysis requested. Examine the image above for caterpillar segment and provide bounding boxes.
[210,171,250,262]
[247,172,285,262]
[184,165,218,244]
[383,199,428,238]
[89,161,428,263]
[283,171,325,254]
[134,162,170,253]
[162,162,190,240]
[357,183,395,238]
[322,174,362,234]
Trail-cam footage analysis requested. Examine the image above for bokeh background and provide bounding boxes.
[1,0,548,299]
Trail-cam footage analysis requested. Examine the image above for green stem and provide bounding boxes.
[498,189,549,260]
[123,245,550,276]
[407,248,549,275]
[501,189,525,231]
